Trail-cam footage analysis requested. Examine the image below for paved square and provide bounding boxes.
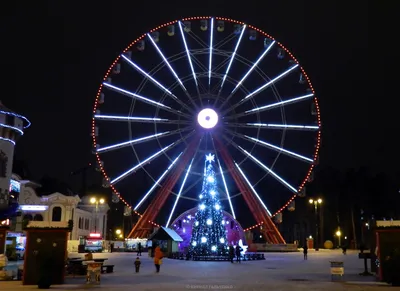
[2,249,399,290]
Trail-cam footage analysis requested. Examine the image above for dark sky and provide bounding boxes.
[0,1,392,224]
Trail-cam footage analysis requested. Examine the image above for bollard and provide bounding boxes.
[330,261,344,281]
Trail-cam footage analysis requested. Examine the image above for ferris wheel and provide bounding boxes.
[91,16,321,242]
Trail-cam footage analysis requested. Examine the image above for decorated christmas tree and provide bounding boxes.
[189,153,227,256]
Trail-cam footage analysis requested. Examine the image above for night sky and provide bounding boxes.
[0,2,392,226]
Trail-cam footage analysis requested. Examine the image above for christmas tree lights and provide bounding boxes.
[189,153,227,255]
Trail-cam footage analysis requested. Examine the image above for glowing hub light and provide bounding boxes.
[219,238,225,243]
[222,220,225,225]
[207,176,215,183]
[199,194,203,199]
[201,237,207,243]
[200,204,205,210]
[197,108,218,129]
[195,221,199,226]
[210,190,216,195]
[192,241,197,246]
[206,219,212,225]
[215,204,220,210]
[211,246,217,251]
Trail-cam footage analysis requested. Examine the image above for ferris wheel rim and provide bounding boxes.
[91,16,322,227]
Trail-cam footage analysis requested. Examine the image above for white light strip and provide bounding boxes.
[178,21,198,87]
[0,123,24,135]
[244,135,313,163]
[94,114,168,122]
[231,40,276,94]
[166,157,195,227]
[234,162,272,216]
[245,93,314,114]
[134,153,183,210]
[220,25,246,92]
[0,136,15,145]
[237,146,298,193]
[246,123,319,130]
[121,54,178,99]
[97,131,171,153]
[242,64,299,101]
[103,82,171,109]
[208,18,214,85]
[219,164,236,219]
[20,205,48,211]
[147,33,187,91]
[111,142,175,185]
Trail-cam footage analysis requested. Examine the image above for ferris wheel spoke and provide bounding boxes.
[185,29,208,48]
[224,122,319,131]
[181,176,203,196]
[178,21,202,104]
[226,93,314,119]
[146,34,199,110]
[222,64,299,116]
[94,114,191,125]
[110,130,195,185]
[166,134,203,227]
[214,25,246,106]
[225,129,314,163]
[96,127,192,154]
[134,152,183,211]
[165,156,196,227]
[218,40,276,110]
[103,82,191,119]
[121,54,194,114]
[234,161,272,217]
[208,18,214,88]
[224,135,298,193]
[214,32,238,50]
[210,134,236,219]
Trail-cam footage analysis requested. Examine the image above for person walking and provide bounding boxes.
[303,245,308,260]
[229,245,234,263]
[342,245,347,255]
[154,246,163,273]
[137,242,142,256]
[235,245,242,263]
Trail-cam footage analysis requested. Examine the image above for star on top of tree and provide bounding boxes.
[205,153,215,163]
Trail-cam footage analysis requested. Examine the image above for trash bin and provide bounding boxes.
[330,261,344,281]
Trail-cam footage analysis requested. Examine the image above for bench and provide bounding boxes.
[101,265,114,274]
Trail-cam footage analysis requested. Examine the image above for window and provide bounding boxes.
[23,214,33,221]
[78,217,82,229]
[0,151,8,178]
[33,214,43,221]
[5,114,15,126]
[52,206,62,221]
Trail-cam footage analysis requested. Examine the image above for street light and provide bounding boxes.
[309,198,323,251]
[336,229,342,247]
[115,229,122,235]
[90,197,105,233]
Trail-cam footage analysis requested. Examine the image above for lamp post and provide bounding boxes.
[90,197,105,233]
[309,198,322,251]
[336,229,342,247]
[115,229,123,240]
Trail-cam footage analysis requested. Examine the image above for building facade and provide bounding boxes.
[7,174,109,240]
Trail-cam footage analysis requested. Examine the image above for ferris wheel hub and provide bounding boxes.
[197,108,218,129]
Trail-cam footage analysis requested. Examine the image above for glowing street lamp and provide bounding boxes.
[90,197,105,233]
[115,229,122,235]
[336,229,342,247]
[309,198,323,251]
